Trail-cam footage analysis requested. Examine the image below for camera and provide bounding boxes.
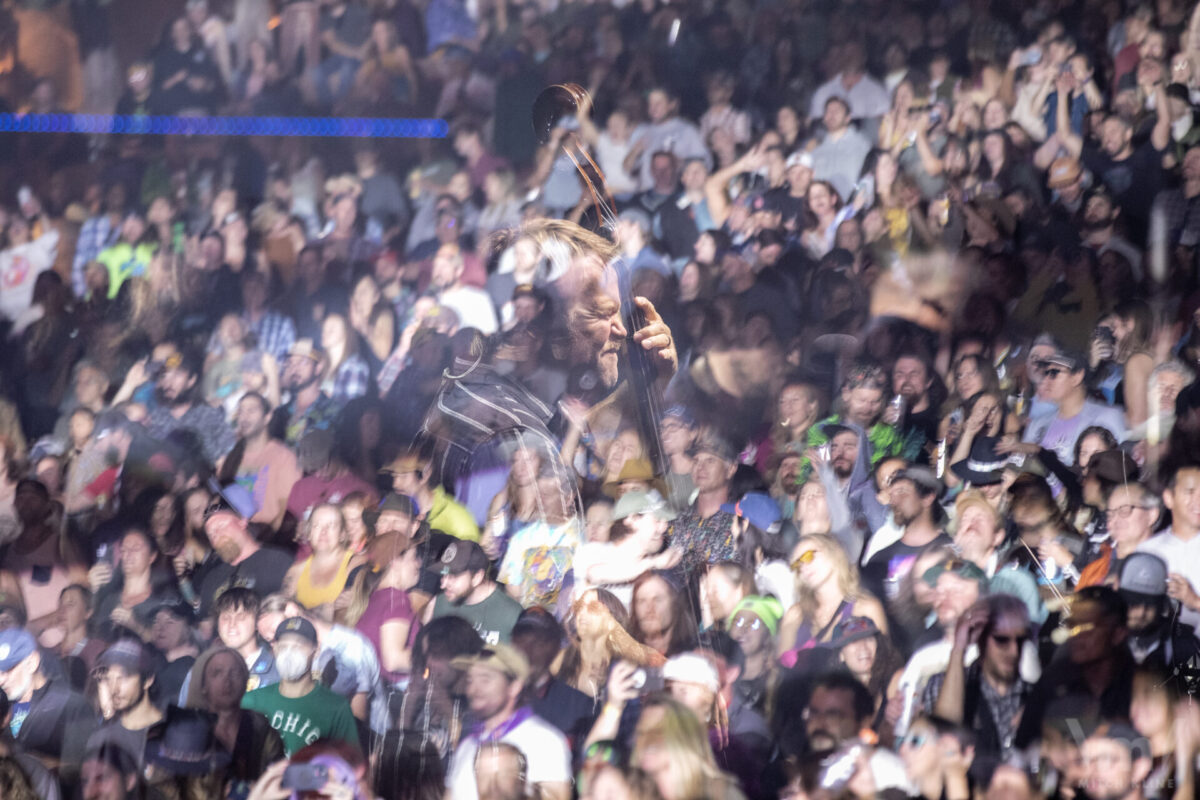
[282,764,329,792]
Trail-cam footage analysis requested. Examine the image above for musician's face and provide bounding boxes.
[566,255,627,388]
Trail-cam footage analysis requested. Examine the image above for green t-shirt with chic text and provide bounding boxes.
[241,682,359,755]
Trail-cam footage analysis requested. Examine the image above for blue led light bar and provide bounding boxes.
[0,113,447,139]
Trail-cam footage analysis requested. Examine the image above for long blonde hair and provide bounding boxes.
[794,533,862,618]
[631,696,737,800]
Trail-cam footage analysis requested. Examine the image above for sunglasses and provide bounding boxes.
[790,549,817,570]
[988,633,1028,647]
[733,615,763,631]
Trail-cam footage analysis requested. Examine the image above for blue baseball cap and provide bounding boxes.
[204,481,259,521]
[0,629,36,671]
[721,492,782,535]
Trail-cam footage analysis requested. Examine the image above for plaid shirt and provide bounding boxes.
[72,214,119,297]
[248,311,297,363]
[205,310,297,364]
[146,402,237,465]
[329,354,372,404]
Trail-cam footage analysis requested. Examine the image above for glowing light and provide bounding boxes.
[0,112,447,139]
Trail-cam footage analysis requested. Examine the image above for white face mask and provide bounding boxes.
[275,648,311,682]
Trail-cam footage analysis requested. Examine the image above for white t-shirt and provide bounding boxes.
[446,712,571,800]
[1138,528,1200,631]
[439,285,499,334]
[572,541,635,611]
[595,132,639,197]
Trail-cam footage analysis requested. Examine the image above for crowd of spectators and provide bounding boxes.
[5,0,1200,799]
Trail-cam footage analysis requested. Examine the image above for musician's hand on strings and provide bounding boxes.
[631,296,677,379]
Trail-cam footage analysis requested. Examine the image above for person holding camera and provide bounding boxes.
[1089,301,1156,428]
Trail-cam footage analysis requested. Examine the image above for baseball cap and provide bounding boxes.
[450,643,530,683]
[204,482,258,521]
[663,652,720,693]
[613,490,676,522]
[827,616,880,650]
[1038,348,1087,373]
[722,492,782,535]
[1118,552,1167,603]
[922,557,988,588]
[785,151,814,170]
[275,617,318,647]
[0,629,36,671]
[364,493,420,531]
[287,338,323,362]
[1046,157,1082,189]
[440,541,489,575]
[97,638,151,676]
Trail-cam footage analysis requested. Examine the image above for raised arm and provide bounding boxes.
[1055,73,1084,158]
[704,144,766,227]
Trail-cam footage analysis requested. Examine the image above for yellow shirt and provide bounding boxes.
[294,551,354,609]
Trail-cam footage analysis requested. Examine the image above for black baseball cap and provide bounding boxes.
[440,541,489,575]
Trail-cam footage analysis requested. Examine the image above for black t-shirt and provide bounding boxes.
[1081,142,1165,237]
[862,532,953,606]
[153,656,196,709]
[228,546,293,598]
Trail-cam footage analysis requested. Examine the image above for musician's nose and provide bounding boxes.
[610,313,627,339]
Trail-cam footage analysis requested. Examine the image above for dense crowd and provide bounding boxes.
[6,0,1200,799]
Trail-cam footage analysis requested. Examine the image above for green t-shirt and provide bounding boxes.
[430,585,523,646]
[240,682,359,756]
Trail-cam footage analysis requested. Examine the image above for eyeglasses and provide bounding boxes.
[791,550,817,570]
[1105,505,1149,519]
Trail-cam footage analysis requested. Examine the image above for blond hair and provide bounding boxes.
[631,696,737,800]
[794,533,862,618]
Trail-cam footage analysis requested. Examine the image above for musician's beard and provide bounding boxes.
[597,346,621,388]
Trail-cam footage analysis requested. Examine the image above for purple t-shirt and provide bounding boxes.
[355,587,418,685]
